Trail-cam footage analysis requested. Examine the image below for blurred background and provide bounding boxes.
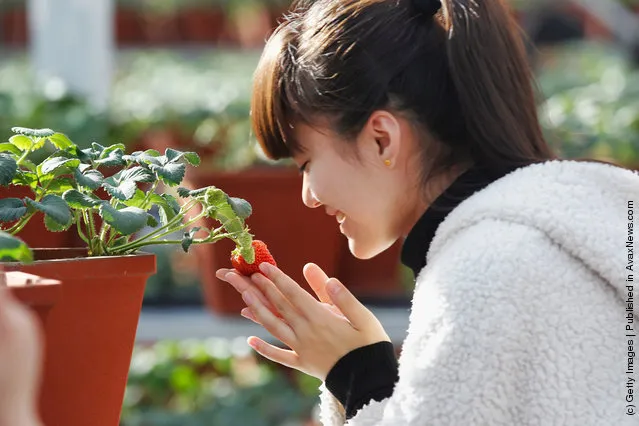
[0,0,638,424]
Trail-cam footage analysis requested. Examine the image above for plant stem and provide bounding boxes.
[89,211,97,240]
[75,211,89,244]
[141,181,159,210]
[119,232,232,254]
[109,199,203,254]
[15,148,31,167]
[6,212,36,235]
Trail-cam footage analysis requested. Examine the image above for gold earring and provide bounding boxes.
[384,159,391,167]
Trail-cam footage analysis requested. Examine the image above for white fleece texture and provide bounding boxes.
[319,160,639,426]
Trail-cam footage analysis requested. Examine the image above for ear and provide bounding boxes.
[360,110,403,167]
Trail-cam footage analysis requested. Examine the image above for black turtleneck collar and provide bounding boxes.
[400,164,520,277]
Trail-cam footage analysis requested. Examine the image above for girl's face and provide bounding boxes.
[291,113,429,259]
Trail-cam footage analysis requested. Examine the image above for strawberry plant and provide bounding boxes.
[0,127,257,261]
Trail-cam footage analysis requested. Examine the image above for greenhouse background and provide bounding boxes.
[0,0,638,425]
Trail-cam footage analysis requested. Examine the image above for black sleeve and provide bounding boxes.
[324,341,399,420]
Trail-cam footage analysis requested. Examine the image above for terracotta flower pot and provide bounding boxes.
[1,8,28,46]
[3,249,156,426]
[178,8,227,44]
[115,7,144,45]
[185,168,343,316]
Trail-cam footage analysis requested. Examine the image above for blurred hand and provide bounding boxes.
[0,275,44,426]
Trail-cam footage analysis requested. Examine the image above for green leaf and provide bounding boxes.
[181,227,201,253]
[8,135,32,151]
[79,147,98,162]
[0,154,18,186]
[12,172,37,189]
[183,152,200,166]
[25,194,72,227]
[44,213,72,232]
[147,214,158,227]
[164,149,200,166]
[45,177,75,194]
[98,204,148,236]
[177,187,191,198]
[156,194,181,226]
[100,144,126,159]
[0,143,22,156]
[128,150,163,166]
[62,189,101,209]
[0,198,27,222]
[32,138,46,151]
[20,159,37,172]
[39,156,80,175]
[11,127,54,138]
[117,166,155,184]
[74,169,103,190]
[0,231,32,263]
[227,197,252,220]
[94,148,125,167]
[162,194,181,214]
[120,189,147,209]
[165,148,183,163]
[112,236,129,247]
[102,179,136,201]
[149,162,186,186]
[48,133,73,150]
[91,142,106,155]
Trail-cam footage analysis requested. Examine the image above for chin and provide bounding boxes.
[346,236,396,260]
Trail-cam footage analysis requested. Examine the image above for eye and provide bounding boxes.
[298,161,309,175]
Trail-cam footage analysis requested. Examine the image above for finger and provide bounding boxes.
[303,263,332,304]
[241,307,259,324]
[242,291,296,345]
[325,278,374,330]
[251,273,303,327]
[224,272,283,318]
[247,336,299,370]
[215,268,232,280]
[258,263,321,317]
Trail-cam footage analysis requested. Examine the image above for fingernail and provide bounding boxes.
[241,308,255,321]
[242,291,254,305]
[225,272,235,281]
[327,279,341,296]
[259,263,272,275]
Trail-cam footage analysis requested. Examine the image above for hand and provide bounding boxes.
[216,263,345,322]
[0,278,44,426]
[222,262,391,381]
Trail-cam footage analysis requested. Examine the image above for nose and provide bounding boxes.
[302,175,321,208]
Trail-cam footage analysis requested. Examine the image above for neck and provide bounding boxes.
[402,162,473,237]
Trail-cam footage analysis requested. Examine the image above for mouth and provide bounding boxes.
[336,211,346,225]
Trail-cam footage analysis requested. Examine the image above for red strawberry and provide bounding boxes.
[231,240,277,276]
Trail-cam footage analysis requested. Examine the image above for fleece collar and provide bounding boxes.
[401,164,518,277]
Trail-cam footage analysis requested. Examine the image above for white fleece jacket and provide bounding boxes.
[319,160,639,426]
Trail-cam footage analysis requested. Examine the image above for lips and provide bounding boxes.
[336,212,346,224]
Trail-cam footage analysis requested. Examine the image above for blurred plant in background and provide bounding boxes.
[121,338,320,426]
[537,41,639,168]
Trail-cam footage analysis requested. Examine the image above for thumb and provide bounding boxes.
[326,278,372,329]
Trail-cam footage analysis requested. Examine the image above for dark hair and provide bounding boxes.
[251,0,557,185]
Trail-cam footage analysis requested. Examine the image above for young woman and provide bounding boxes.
[216,0,639,424]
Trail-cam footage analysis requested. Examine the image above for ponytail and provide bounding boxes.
[439,0,556,170]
